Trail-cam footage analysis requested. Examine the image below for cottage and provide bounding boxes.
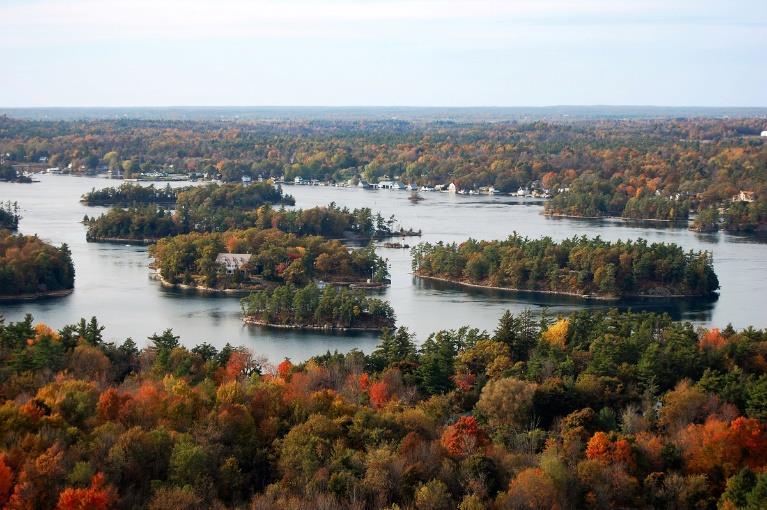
[377,180,405,190]
[732,191,756,203]
[215,253,252,275]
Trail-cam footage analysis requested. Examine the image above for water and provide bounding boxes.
[2,175,766,362]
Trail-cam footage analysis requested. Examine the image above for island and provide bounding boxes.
[241,282,395,331]
[0,230,75,300]
[86,198,418,243]
[0,164,33,183]
[0,201,20,230]
[411,234,719,299]
[80,182,186,206]
[150,228,389,292]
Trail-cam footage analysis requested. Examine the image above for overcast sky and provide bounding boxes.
[1,0,765,107]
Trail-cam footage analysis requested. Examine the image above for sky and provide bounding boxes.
[1,0,766,107]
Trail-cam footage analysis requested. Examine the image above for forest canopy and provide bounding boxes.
[0,309,764,509]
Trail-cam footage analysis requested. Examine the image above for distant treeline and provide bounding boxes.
[242,282,395,330]
[412,235,719,298]
[2,116,766,227]
[0,230,74,297]
[150,228,388,289]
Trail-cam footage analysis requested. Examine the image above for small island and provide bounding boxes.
[0,230,75,300]
[241,282,395,331]
[0,201,20,230]
[80,182,186,206]
[411,234,719,299]
[150,227,389,292]
[0,164,33,183]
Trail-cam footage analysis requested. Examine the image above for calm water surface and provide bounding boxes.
[1,175,766,362]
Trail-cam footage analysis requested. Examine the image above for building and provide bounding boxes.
[377,180,405,190]
[215,253,252,275]
[448,182,457,193]
[732,191,756,203]
[761,131,767,137]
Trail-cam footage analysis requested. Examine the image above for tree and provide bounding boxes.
[494,310,537,361]
[505,468,560,510]
[56,474,116,510]
[542,319,569,349]
[0,455,12,507]
[476,377,537,431]
[414,479,452,510]
[440,416,488,457]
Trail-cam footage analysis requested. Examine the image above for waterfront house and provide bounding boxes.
[448,182,457,193]
[215,253,252,275]
[377,180,405,190]
[732,190,756,203]
[761,131,767,137]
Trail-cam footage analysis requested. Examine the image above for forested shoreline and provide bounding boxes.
[411,235,719,299]
[0,309,765,509]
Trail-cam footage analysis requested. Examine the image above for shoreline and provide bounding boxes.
[0,288,73,302]
[88,236,159,244]
[155,273,387,294]
[155,274,264,294]
[544,212,689,224]
[242,316,391,332]
[414,273,711,301]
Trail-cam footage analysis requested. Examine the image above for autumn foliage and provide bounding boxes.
[0,310,764,509]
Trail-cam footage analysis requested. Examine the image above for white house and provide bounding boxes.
[732,190,756,203]
[216,253,252,275]
[377,180,405,190]
[448,182,457,193]
[761,131,767,137]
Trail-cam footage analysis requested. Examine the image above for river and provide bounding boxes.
[1,175,766,362]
